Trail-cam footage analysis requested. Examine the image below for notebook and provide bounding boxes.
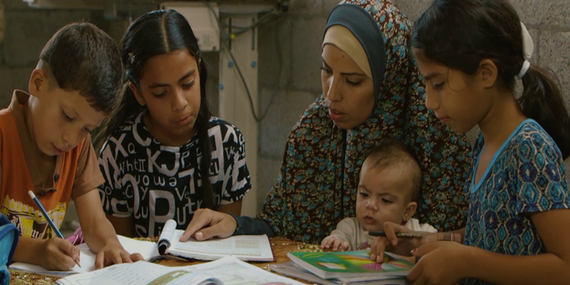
[270,262,408,285]
[9,235,159,276]
[287,250,413,282]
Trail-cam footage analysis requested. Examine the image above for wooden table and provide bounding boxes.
[9,237,322,285]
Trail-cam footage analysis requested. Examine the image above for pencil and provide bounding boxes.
[369,231,462,242]
[28,190,82,268]
[369,231,426,238]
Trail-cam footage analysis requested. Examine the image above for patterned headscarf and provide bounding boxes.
[259,0,472,244]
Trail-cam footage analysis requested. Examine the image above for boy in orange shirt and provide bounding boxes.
[0,22,142,270]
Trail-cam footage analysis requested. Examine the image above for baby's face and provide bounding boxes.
[355,161,413,232]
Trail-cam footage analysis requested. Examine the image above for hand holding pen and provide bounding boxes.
[28,190,82,270]
[368,222,462,263]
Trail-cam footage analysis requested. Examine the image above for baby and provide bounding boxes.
[321,139,437,251]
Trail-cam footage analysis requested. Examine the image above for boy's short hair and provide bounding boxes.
[363,138,423,202]
[39,22,122,114]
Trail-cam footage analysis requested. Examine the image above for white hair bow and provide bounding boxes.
[517,22,533,78]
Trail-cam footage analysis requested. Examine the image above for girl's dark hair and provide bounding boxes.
[94,9,216,208]
[413,0,570,159]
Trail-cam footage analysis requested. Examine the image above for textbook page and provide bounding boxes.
[159,219,274,262]
[174,255,305,285]
[55,261,223,285]
[9,235,159,276]
[55,256,305,285]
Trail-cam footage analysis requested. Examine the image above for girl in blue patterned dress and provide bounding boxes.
[373,0,570,284]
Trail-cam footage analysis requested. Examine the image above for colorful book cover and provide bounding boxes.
[287,250,413,281]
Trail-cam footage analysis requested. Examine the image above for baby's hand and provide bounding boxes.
[320,236,350,251]
[370,222,424,263]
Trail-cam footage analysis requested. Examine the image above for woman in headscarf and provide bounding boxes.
[182,0,472,245]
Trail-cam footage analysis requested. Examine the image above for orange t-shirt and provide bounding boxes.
[0,90,103,239]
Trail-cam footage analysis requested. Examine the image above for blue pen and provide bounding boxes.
[28,190,81,268]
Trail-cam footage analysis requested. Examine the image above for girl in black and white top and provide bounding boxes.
[95,9,251,238]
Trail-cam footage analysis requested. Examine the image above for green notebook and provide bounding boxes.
[287,250,413,282]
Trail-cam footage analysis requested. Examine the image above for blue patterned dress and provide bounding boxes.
[258,0,472,245]
[463,119,570,285]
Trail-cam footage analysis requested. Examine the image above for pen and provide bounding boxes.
[369,231,426,238]
[369,231,462,242]
[28,190,81,268]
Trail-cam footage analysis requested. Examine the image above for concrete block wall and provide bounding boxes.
[0,0,220,112]
[257,0,329,210]
[256,0,570,212]
[0,0,90,107]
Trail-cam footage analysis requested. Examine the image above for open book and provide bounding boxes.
[10,223,274,275]
[287,250,413,283]
[55,255,305,285]
[157,219,274,262]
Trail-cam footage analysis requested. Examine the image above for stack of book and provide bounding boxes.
[271,250,413,284]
